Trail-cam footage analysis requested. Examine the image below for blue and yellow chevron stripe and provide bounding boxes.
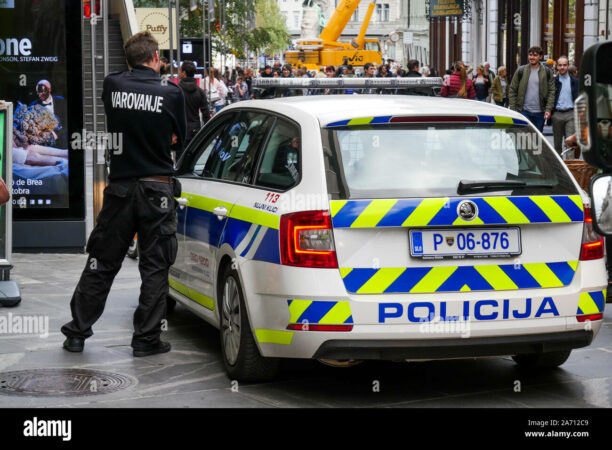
[326,115,529,127]
[330,196,584,228]
[288,299,353,324]
[577,290,606,315]
[340,261,578,294]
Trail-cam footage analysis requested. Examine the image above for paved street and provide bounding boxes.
[0,252,610,408]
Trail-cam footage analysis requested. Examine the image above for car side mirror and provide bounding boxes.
[590,174,612,235]
[577,41,612,170]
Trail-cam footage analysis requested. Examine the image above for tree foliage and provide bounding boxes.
[165,0,290,59]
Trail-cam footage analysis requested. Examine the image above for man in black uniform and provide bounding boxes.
[61,31,186,357]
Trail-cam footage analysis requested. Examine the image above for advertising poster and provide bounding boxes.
[0,0,69,208]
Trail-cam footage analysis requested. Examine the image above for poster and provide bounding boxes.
[0,0,69,209]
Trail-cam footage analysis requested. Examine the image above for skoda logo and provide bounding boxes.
[457,200,478,221]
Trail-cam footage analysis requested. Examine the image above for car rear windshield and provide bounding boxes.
[324,124,578,199]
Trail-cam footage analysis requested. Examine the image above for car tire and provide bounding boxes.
[218,265,279,382]
[166,296,177,314]
[127,236,139,259]
[512,350,572,368]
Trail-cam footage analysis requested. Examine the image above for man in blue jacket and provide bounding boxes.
[552,56,579,156]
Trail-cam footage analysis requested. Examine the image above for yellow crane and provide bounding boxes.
[285,0,382,69]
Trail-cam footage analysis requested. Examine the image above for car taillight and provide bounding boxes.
[280,210,338,268]
[577,313,603,322]
[580,206,604,260]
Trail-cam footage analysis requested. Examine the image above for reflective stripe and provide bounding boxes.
[169,277,215,310]
[288,299,313,323]
[340,261,578,294]
[287,299,354,324]
[229,204,280,230]
[351,199,397,228]
[402,198,448,227]
[184,193,232,213]
[522,263,564,288]
[410,266,457,293]
[319,302,352,324]
[356,267,406,294]
[255,329,294,345]
[331,200,348,217]
[331,195,583,228]
[474,265,519,290]
[339,267,353,278]
[578,292,600,315]
[529,196,571,222]
[326,115,527,127]
[348,117,375,126]
[483,197,529,223]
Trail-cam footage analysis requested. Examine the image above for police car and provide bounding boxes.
[170,81,607,381]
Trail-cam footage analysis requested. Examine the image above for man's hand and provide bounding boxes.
[544,111,551,121]
[565,133,579,151]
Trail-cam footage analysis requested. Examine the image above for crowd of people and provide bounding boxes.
[440,46,580,155]
[175,48,579,154]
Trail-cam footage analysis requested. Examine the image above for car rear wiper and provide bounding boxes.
[457,179,553,194]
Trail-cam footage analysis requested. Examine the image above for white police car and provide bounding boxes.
[170,89,606,381]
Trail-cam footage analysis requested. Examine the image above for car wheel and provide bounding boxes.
[512,350,572,368]
[166,296,177,314]
[127,236,139,259]
[218,265,279,382]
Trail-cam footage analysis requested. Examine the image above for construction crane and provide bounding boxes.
[285,0,382,70]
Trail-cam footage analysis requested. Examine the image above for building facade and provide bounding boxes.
[430,0,611,77]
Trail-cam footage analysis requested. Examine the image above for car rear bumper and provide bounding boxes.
[313,330,594,360]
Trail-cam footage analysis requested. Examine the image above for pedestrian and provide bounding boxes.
[440,61,476,99]
[404,59,422,77]
[472,64,490,101]
[508,46,555,132]
[178,60,208,147]
[245,68,254,99]
[568,65,578,77]
[235,76,249,101]
[204,67,227,113]
[420,66,431,77]
[491,65,509,107]
[552,55,579,156]
[60,31,186,356]
[359,62,378,94]
[377,64,390,77]
[483,61,495,101]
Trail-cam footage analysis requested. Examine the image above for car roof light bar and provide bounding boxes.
[252,77,444,90]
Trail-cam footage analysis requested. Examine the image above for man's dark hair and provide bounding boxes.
[264,65,271,70]
[160,56,169,64]
[181,60,196,77]
[528,46,543,56]
[124,31,159,67]
[408,59,420,71]
[364,62,374,71]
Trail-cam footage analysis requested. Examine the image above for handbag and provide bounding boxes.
[0,177,10,206]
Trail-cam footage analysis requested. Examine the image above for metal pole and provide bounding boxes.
[91,15,106,224]
[103,0,109,77]
[175,0,181,70]
[168,0,174,79]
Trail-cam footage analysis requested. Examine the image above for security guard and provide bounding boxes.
[61,31,186,357]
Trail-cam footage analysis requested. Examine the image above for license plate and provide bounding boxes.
[410,228,521,258]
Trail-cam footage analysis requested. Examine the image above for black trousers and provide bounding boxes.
[61,179,178,349]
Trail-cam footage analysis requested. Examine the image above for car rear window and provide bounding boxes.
[324,124,578,199]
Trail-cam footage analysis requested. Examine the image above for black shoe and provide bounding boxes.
[133,341,171,357]
[63,337,84,352]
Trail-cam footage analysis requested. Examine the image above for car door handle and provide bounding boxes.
[176,197,188,209]
[213,206,228,220]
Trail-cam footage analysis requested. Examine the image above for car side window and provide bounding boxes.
[203,111,271,183]
[255,119,301,190]
[191,121,229,177]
